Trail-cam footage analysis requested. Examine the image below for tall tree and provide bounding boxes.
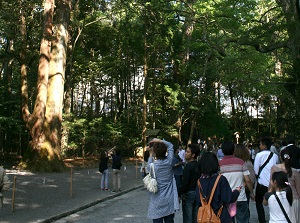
[21,0,71,171]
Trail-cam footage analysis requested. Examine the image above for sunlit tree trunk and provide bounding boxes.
[21,0,55,170]
[20,0,71,171]
[42,0,71,171]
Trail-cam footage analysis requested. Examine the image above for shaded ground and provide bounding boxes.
[0,153,140,172]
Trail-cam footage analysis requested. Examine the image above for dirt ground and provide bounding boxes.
[1,152,142,171]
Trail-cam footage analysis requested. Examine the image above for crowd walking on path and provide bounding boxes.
[140,136,300,223]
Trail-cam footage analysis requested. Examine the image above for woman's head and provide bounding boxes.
[198,152,219,176]
[280,148,292,177]
[271,171,293,206]
[152,142,167,159]
[271,171,288,189]
[234,144,250,162]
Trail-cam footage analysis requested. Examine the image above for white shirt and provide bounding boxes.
[178,149,185,163]
[254,150,279,187]
[265,191,290,223]
[250,149,256,160]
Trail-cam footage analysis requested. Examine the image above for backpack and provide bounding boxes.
[0,167,11,192]
[197,175,223,223]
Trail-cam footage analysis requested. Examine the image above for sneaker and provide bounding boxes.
[118,189,121,192]
[105,188,109,191]
[101,188,105,191]
[111,190,116,193]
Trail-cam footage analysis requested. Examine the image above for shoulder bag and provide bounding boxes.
[256,152,273,179]
[273,192,292,223]
[143,163,158,193]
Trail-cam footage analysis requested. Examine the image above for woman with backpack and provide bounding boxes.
[196,152,241,223]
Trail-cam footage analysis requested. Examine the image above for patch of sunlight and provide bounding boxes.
[30,203,42,208]
[124,215,136,217]
[69,213,81,218]
[6,170,35,176]
[29,219,46,223]
[20,181,31,185]
[114,214,137,220]
[41,184,58,188]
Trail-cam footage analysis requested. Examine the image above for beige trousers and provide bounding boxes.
[112,169,121,190]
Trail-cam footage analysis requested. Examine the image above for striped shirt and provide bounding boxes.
[219,155,250,201]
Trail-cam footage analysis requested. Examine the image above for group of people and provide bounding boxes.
[98,147,122,193]
[144,137,300,223]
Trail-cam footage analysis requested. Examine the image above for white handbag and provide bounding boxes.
[143,163,158,193]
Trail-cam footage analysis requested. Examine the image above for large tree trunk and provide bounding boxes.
[20,0,71,172]
[41,0,71,171]
[21,0,55,169]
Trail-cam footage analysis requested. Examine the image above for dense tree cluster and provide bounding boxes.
[0,0,299,171]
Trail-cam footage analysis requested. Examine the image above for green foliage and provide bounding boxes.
[0,0,300,167]
[63,116,142,157]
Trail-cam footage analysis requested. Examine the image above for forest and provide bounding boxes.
[0,0,299,171]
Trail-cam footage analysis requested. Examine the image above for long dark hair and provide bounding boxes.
[100,150,107,161]
[272,171,293,206]
[280,148,292,177]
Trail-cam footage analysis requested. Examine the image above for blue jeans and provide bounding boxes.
[235,201,249,223]
[153,213,174,223]
[101,169,108,189]
[182,191,198,223]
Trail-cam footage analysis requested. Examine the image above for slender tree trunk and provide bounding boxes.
[142,32,148,151]
[188,118,197,145]
[228,84,236,116]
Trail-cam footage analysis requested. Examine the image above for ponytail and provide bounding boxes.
[286,184,293,206]
[280,149,292,177]
[271,171,293,206]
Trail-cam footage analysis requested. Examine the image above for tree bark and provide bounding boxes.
[41,0,71,171]
[20,0,55,168]
[142,32,148,151]
[20,0,71,171]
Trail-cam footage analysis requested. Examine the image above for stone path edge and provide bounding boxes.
[42,185,144,223]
